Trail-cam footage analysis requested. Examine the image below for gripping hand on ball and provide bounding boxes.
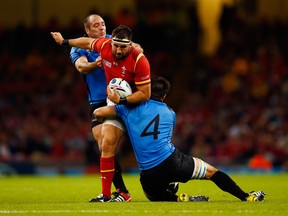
[107,86,121,104]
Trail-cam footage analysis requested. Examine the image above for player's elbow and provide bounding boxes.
[77,67,85,73]
[76,65,91,74]
[144,89,151,101]
[135,83,150,102]
[93,109,104,123]
[144,92,150,101]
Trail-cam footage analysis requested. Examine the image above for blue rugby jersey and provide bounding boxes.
[115,100,176,170]
[70,34,111,105]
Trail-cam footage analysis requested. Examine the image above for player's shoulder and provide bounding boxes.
[166,104,175,113]
[153,100,174,112]
[95,37,112,49]
[97,37,111,43]
[130,47,146,60]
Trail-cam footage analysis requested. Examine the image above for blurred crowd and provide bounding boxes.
[0,5,287,172]
[173,7,288,169]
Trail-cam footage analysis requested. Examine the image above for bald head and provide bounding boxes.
[84,14,106,39]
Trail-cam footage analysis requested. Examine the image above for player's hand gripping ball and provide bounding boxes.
[109,78,132,98]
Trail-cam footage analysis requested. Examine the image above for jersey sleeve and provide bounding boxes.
[134,55,151,86]
[92,37,111,53]
[70,47,86,65]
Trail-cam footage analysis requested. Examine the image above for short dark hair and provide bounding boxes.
[112,25,133,40]
[151,76,171,101]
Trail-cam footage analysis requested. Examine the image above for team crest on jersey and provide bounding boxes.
[103,60,112,68]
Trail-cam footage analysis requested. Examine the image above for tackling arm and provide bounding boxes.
[75,56,103,74]
[93,106,117,122]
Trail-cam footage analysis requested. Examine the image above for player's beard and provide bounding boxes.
[114,51,125,60]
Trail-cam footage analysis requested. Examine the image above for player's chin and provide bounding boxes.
[115,53,124,60]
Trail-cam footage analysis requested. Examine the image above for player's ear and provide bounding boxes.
[85,27,91,36]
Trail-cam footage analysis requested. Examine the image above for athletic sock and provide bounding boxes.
[100,156,115,198]
[113,157,129,193]
[210,171,249,201]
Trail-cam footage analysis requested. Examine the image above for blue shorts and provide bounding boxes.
[90,101,107,128]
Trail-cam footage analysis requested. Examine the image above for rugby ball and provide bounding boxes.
[109,78,132,98]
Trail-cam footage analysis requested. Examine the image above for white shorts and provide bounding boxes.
[103,98,126,131]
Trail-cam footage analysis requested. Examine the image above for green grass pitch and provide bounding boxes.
[0,173,287,215]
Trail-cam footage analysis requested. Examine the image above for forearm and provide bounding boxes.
[108,82,151,104]
[93,106,116,120]
[126,90,150,104]
[76,61,101,74]
[68,37,94,50]
[51,32,94,50]
[125,83,151,103]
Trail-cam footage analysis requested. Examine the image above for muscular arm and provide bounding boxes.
[127,83,151,103]
[51,32,141,53]
[108,83,151,104]
[93,106,116,122]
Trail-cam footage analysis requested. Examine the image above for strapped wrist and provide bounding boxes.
[119,97,128,104]
[62,39,70,47]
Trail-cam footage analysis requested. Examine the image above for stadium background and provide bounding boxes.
[0,0,287,175]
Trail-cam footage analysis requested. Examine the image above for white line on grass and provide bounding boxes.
[0,209,274,214]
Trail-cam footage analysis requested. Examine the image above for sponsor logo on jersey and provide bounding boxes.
[103,60,112,68]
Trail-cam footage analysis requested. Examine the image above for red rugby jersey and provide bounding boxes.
[91,37,150,91]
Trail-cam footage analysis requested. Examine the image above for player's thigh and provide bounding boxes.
[101,124,124,154]
[92,124,102,146]
[102,118,125,144]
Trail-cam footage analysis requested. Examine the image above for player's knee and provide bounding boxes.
[101,137,118,155]
[205,164,218,179]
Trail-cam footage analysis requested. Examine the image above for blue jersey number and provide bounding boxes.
[140,114,160,139]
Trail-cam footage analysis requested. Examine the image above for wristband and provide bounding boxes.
[119,97,128,104]
[62,39,70,47]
